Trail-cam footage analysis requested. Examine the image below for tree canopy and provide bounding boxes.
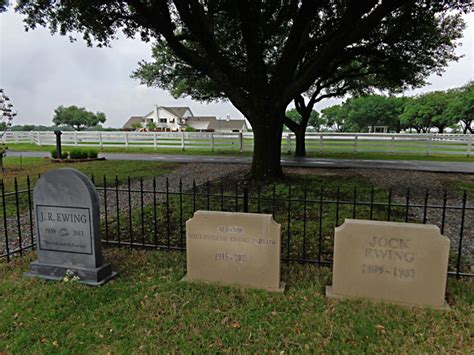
[445,81,474,134]
[285,108,322,131]
[16,0,471,178]
[399,91,457,133]
[344,95,407,132]
[53,105,106,131]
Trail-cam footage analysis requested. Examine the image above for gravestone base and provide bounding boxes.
[181,275,286,293]
[325,286,451,310]
[25,261,117,286]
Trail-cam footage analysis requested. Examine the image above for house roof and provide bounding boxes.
[208,119,247,131]
[122,116,144,129]
[162,106,193,118]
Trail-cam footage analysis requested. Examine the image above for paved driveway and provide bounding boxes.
[6,150,474,174]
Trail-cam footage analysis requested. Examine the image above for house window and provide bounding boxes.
[159,119,167,123]
[169,119,175,123]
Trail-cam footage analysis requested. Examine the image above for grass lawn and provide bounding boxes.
[5,143,474,162]
[0,249,472,353]
[0,157,178,191]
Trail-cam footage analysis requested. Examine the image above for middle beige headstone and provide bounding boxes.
[183,211,284,292]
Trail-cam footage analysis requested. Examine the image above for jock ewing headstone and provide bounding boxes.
[183,211,284,292]
[326,219,450,309]
[25,168,117,286]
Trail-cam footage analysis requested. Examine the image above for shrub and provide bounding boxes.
[86,149,99,159]
[69,148,89,160]
[185,126,196,132]
[50,148,68,159]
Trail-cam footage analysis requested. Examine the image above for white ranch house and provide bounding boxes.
[123,105,248,133]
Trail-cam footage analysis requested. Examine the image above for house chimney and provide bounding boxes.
[153,105,159,120]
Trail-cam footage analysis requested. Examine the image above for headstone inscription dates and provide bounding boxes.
[25,168,117,286]
[183,211,285,292]
[326,219,450,309]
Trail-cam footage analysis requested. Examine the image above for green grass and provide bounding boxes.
[304,151,474,162]
[1,157,178,190]
[6,142,474,162]
[0,249,472,353]
[0,157,178,216]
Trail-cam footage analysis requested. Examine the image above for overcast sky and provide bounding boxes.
[1,9,473,128]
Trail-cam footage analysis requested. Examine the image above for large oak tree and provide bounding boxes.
[16,0,470,178]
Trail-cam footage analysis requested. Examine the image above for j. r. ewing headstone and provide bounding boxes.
[183,211,284,292]
[326,219,450,309]
[25,168,117,286]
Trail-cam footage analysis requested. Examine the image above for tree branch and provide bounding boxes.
[284,0,408,102]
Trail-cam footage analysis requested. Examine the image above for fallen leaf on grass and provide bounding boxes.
[230,321,241,329]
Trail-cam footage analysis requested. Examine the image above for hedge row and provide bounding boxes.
[51,148,99,160]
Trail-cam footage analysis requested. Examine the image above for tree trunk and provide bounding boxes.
[438,126,445,134]
[250,120,284,180]
[294,128,306,157]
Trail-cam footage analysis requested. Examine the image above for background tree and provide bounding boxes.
[131,122,143,131]
[400,91,457,133]
[285,108,323,130]
[53,105,106,131]
[321,105,349,132]
[133,7,468,159]
[0,89,17,171]
[146,121,157,131]
[445,81,474,134]
[344,95,407,132]
[18,1,470,179]
[0,0,8,13]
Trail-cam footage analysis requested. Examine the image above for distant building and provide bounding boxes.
[123,106,247,133]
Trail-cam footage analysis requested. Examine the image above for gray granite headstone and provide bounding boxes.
[25,168,117,286]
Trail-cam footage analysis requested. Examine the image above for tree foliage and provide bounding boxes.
[321,105,349,132]
[344,95,407,132]
[16,0,471,178]
[53,105,106,131]
[285,108,322,131]
[399,91,457,133]
[445,81,474,134]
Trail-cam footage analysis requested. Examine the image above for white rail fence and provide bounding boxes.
[1,131,473,157]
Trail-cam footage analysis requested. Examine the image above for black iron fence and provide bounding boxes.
[1,175,473,278]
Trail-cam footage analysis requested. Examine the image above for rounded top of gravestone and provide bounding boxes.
[34,168,98,208]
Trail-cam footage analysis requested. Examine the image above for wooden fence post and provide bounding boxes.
[286,133,291,154]
[99,132,103,149]
[74,131,78,146]
[427,134,433,156]
[153,132,157,149]
[354,134,358,154]
[239,132,243,152]
[125,132,129,148]
[467,134,472,158]
[36,132,41,146]
[181,131,185,151]
[390,135,395,155]
[211,133,215,152]
[319,134,323,153]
